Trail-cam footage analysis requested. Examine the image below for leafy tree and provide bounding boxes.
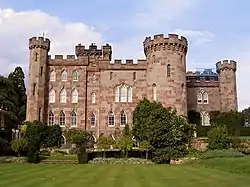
[139,140,151,159]
[209,110,221,124]
[207,124,231,150]
[10,138,27,157]
[8,66,27,122]
[242,107,250,125]
[132,98,194,164]
[96,135,115,158]
[41,124,62,148]
[116,136,133,158]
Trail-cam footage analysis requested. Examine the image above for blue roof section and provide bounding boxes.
[187,68,218,76]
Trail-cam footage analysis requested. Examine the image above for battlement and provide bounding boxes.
[99,59,147,70]
[48,55,76,60]
[29,37,50,51]
[75,43,112,60]
[216,60,237,73]
[143,33,188,56]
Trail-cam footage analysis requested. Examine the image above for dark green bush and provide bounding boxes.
[27,150,40,163]
[196,126,212,137]
[200,149,244,159]
[207,125,231,150]
[77,146,88,164]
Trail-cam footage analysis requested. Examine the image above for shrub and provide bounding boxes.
[89,157,154,164]
[77,146,88,164]
[50,150,64,157]
[207,124,231,150]
[199,149,244,159]
[10,138,27,157]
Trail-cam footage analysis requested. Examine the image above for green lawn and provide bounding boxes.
[1,158,250,187]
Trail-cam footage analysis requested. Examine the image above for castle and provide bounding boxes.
[26,33,238,141]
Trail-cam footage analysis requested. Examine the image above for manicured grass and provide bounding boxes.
[1,158,250,187]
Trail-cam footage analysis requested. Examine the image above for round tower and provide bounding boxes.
[216,60,238,112]
[144,34,188,116]
[26,37,50,122]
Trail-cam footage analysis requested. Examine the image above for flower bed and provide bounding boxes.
[89,157,154,164]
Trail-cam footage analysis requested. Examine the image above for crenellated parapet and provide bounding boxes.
[99,59,147,70]
[75,43,112,60]
[48,54,88,66]
[48,54,76,60]
[216,60,237,73]
[29,37,50,51]
[143,34,188,56]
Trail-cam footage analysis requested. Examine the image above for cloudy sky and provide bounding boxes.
[0,0,249,110]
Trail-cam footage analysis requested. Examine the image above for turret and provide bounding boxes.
[26,36,50,123]
[216,60,238,112]
[144,34,188,116]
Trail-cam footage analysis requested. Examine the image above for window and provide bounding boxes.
[167,64,171,77]
[110,72,113,80]
[152,55,155,63]
[61,70,67,81]
[50,70,56,81]
[120,110,127,126]
[90,113,96,127]
[215,76,219,82]
[59,111,66,127]
[120,85,127,102]
[115,86,120,102]
[153,84,157,101]
[60,89,67,103]
[35,53,38,61]
[72,70,78,81]
[133,72,136,81]
[205,76,210,81]
[108,111,115,126]
[38,107,42,122]
[60,136,66,145]
[40,66,43,77]
[203,92,208,104]
[197,92,202,104]
[49,89,55,103]
[197,90,209,104]
[196,76,200,82]
[70,111,77,127]
[127,87,132,102]
[71,89,78,103]
[48,111,54,125]
[201,111,210,126]
[91,93,96,104]
[33,83,36,95]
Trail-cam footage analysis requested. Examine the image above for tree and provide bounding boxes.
[41,124,62,148]
[96,135,115,158]
[207,124,231,150]
[132,98,194,164]
[8,66,27,122]
[117,136,133,158]
[139,140,151,159]
[10,138,27,157]
[242,107,250,125]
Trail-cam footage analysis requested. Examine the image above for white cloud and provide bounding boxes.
[0,8,104,76]
[171,29,215,45]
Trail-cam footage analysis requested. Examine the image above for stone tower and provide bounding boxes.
[26,37,50,122]
[144,34,188,116]
[216,60,238,112]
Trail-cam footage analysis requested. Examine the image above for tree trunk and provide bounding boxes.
[146,151,148,159]
[18,151,21,157]
[103,151,106,158]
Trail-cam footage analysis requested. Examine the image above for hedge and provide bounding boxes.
[196,126,250,137]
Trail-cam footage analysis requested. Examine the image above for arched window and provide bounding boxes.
[48,111,54,125]
[60,89,67,103]
[70,111,77,127]
[110,72,113,80]
[197,92,202,104]
[90,113,96,127]
[91,93,96,104]
[61,70,67,81]
[59,135,66,145]
[59,111,66,127]
[71,89,78,103]
[167,64,171,77]
[153,84,157,101]
[133,72,136,81]
[50,70,56,81]
[201,111,210,126]
[108,110,115,126]
[115,86,120,102]
[120,110,127,126]
[127,86,132,102]
[49,89,55,103]
[72,70,78,81]
[203,92,209,104]
[120,85,127,102]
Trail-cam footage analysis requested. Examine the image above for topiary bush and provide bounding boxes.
[89,157,154,164]
[199,149,244,159]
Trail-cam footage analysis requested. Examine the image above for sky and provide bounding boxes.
[0,0,249,110]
